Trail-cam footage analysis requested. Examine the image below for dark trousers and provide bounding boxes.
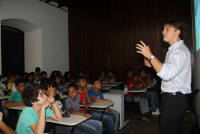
[160,94,189,134]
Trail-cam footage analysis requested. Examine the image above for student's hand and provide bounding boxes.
[85,86,90,91]
[78,123,83,126]
[42,101,51,109]
[0,111,3,123]
[83,104,93,110]
[82,113,92,119]
[46,96,55,104]
[138,77,142,81]
[48,85,55,97]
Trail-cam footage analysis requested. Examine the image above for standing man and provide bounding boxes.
[136,20,191,134]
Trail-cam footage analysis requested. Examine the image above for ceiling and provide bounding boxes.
[40,0,98,11]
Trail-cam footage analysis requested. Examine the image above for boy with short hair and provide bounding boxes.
[76,76,117,134]
[35,67,41,81]
[65,84,102,134]
[7,74,15,91]
[12,74,21,93]
[125,69,150,122]
[38,71,47,84]
[132,74,160,115]
[15,84,63,134]
[89,78,119,131]
[4,78,26,116]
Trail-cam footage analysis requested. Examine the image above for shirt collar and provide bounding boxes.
[168,40,184,51]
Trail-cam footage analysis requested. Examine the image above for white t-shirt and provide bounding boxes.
[12,84,17,92]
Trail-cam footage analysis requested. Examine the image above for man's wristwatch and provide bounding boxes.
[149,55,155,61]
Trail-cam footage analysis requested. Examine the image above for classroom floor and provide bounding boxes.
[116,106,196,134]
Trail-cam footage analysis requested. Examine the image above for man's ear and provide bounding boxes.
[176,29,181,38]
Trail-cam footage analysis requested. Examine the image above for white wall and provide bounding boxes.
[0,0,69,76]
[25,30,43,73]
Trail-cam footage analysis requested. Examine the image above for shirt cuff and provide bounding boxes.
[157,63,167,79]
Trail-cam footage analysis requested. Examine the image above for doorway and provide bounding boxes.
[1,26,24,77]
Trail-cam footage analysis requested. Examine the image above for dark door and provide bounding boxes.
[1,26,24,77]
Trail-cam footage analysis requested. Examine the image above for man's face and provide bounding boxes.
[35,89,47,105]
[101,72,105,77]
[10,76,15,82]
[93,80,101,89]
[162,24,180,44]
[55,77,61,84]
[41,74,47,78]
[67,87,77,100]
[127,71,133,77]
[140,71,145,77]
[36,70,40,76]
[77,79,87,88]
[16,82,25,93]
[133,76,139,83]
[28,75,33,81]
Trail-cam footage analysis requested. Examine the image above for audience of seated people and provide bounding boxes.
[0,68,160,134]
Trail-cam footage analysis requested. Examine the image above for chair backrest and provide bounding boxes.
[194,89,200,127]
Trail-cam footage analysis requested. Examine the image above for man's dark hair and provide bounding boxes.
[92,78,100,85]
[22,84,42,107]
[76,76,86,83]
[35,67,41,72]
[15,78,25,86]
[126,69,132,75]
[132,74,138,78]
[67,84,78,91]
[40,71,47,77]
[98,70,105,75]
[41,78,56,91]
[139,69,145,73]
[10,74,15,78]
[107,70,112,73]
[14,73,21,78]
[165,20,186,40]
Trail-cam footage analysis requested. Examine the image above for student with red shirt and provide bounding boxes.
[77,76,117,134]
[125,69,150,122]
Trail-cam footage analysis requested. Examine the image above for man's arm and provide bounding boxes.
[0,112,16,134]
[68,107,91,119]
[30,101,50,134]
[4,101,25,108]
[91,95,111,102]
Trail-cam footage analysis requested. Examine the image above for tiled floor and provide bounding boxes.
[116,107,196,134]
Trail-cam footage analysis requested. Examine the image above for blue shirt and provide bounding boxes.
[88,90,104,103]
[157,40,191,94]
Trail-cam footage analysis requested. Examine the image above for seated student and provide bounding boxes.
[41,78,62,112]
[107,70,117,83]
[7,74,15,92]
[55,76,65,95]
[12,74,21,93]
[57,71,62,81]
[125,69,150,122]
[139,69,158,92]
[65,84,102,134]
[15,84,65,134]
[133,74,160,115]
[0,111,16,134]
[89,78,119,132]
[84,72,90,83]
[50,71,57,79]
[38,71,47,84]
[76,76,117,134]
[0,80,9,119]
[99,70,109,85]
[4,78,26,116]
[26,73,35,87]
[21,73,28,82]
[62,71,72,86]
[2,72,12,84]
[35,67,41,82]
